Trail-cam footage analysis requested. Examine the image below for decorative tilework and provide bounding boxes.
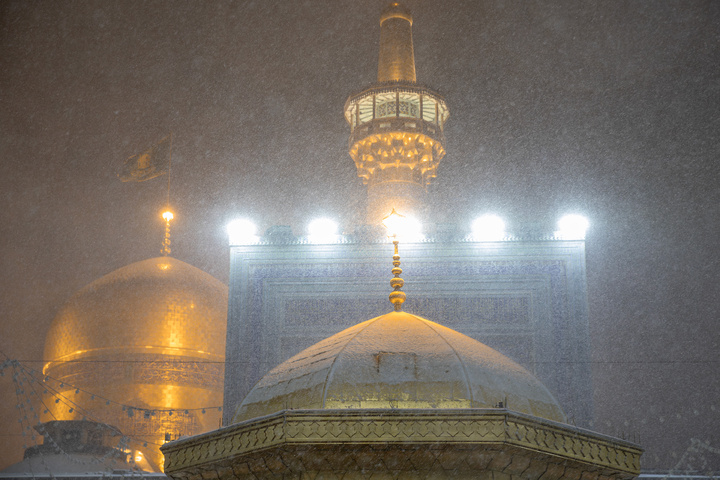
[224,240,591,428]
[162,410,641,479]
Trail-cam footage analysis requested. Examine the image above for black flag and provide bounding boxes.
[118,135,171,182]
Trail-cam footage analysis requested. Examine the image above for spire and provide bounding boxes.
[161,210,173,256]
[382,209,407,311]
[378,2,416,83]
[388,238,406,311]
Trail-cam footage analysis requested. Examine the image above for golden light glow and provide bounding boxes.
[159,385,184,413]
[41,257,228,473]
[381,209,406,238]
[349,132,444,186]
[381,209,422,241]
[161,211,174,256]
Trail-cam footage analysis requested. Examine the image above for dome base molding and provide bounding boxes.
[162,409,641,479]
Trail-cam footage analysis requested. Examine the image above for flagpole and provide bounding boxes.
[119,134,175,255]
[161,133,173,257]
[166,133,173,209]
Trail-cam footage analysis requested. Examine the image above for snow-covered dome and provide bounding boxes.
[234,310,566,423]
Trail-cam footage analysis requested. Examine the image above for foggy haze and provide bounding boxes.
[1,0,718,472]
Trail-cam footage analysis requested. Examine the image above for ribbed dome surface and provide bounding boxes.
[234,311,566,423]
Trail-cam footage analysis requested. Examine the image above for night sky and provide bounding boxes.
[1,0,719,472]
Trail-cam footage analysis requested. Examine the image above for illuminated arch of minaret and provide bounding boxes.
[344,1,449,225]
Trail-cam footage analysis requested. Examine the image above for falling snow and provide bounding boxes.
[1,0,719,473]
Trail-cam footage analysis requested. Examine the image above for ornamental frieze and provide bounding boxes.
[162,409,641,479]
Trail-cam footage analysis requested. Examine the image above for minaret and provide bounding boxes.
[344,1,449,225]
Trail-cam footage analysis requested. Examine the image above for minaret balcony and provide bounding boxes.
[344,83,449,149]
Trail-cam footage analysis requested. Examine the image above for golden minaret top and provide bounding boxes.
[344,2,449,225]
[378,2,416,83]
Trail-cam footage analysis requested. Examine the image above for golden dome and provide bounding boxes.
[42,257,228,472]
[234,311,566,424]
[44,257,226,364]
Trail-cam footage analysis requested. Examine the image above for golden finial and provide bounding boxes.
[161,210,174,256]
[382,209,407,311]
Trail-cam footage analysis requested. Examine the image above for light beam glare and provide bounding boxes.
[227,219,258,245]
[382,210,423,242]
[308,218,340,244]
[555,214,589,240]
[471,214,506,241]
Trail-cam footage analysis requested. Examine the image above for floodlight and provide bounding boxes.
[556,214,589,240]
[471,214,505,241]
[226,218,258,245]
[381,209,423,242]
[161,210,174,222]
[400,216,423,241]
[308,218,340,243]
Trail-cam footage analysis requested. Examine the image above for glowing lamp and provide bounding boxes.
[226,219,258,245]
[471,214,505,241]
[382,209,422,241]
[308,218,339,244]
[556,214,589,240]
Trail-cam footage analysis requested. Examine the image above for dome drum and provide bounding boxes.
[44,352,224,392]
[162,409,643,479]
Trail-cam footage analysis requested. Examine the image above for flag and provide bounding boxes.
[118,135,171,182]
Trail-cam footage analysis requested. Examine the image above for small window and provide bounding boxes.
[375,92,396,119]
[358,98,374,125]
[399,93,419,118]
[422,96,437,123]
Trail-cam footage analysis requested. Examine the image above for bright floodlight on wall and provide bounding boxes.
[556,214,589,240]
[308,218,339,243]
[471,214,506,241]
[226,219,258,245]
[382,209,423,242]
